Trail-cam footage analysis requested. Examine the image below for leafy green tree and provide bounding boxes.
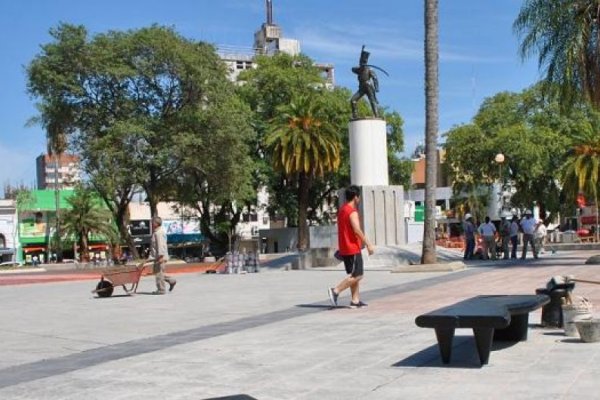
[81,124,141,258]
[238,54,346,232]
[444,85,573,222]
[61,186,116,262]
[514,0,600,109]
[174,95,256,254]
[561,128,600,240]
[422,0,439,264]
[27,23,249,253]
[266,94,341,250]
[386,111,412,187]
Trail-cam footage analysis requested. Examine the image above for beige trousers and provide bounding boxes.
[154,261,175,292]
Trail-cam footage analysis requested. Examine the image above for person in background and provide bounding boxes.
[499,214,512,260]
[520,210,538,259]
[478,216,497,260]
[534,221,547,256]
[510,215,520,259]
[462,213,476,260]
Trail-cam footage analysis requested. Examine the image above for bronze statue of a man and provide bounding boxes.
[350,45,380,119]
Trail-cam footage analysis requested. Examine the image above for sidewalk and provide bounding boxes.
[0,250,599,399]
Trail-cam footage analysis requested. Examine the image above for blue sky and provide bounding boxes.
[0,0,541,193]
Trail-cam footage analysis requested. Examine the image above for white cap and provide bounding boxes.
[464,213,472,220]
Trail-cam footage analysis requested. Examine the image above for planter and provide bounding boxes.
[575,319,600,343]
[562,303,592,337]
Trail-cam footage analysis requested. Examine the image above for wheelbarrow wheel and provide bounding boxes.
[96,280,114,297]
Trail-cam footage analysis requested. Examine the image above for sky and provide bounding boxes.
[0,0,542,194]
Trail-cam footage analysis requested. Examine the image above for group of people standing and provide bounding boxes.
[462,211,547,261]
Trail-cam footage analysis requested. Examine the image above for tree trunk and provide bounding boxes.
[422,0,439,264]
[54,152,63,261]
[297,173,312,251]
[115,203,139,259]
[79,232,89,262]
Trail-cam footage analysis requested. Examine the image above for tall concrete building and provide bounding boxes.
[36,153,82,190]
[218,0,334,86]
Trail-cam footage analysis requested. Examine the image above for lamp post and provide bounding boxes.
[495,153,505,215]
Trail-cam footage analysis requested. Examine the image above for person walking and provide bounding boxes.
[328,185,374,309]
[462,213,476,260]
[510,215,520,259]
[499,213,512,260]
[144,216,176,294]
[534,221,547,256]
[478,216,497,260]
[520,210,538,259]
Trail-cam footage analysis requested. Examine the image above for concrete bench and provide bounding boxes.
[415,294,549,365]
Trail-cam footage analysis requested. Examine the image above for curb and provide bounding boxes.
[391,261,466,273]
[0,268,47,274]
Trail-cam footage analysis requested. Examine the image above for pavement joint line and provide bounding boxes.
[0,267,487,389]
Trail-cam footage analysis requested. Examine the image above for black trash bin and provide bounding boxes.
[536,278,575,327]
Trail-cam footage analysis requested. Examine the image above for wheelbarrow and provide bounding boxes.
[91,263,148,297]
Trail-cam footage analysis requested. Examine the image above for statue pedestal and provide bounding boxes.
[349,119,388,186]
[342,118,405,246]
[359,185,405,246]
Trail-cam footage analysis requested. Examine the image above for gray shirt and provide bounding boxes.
[150,226,169,263]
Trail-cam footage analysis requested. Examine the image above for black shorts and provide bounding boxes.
[342,253,364,278]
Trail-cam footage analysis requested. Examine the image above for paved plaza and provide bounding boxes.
[1,250,600,399]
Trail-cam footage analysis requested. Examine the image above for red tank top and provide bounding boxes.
[338,202,361,255]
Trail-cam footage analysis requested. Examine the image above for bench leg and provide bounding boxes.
[473,327,494,365]
[434,327,455,364]
[494,313,529,341]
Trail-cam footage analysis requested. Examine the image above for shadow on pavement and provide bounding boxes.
[295,304,333,309]
[393,335,519,369]
[203,395,258,400]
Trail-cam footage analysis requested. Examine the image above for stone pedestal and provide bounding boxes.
[349,119,388,186]
[359,185,405,246]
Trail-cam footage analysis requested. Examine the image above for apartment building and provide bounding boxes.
[36,153,82,190]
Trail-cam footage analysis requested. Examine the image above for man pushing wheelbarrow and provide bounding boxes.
[92,216,176,297]
[145,216,176,295]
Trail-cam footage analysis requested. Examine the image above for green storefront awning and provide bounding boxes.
[20,190,75,211]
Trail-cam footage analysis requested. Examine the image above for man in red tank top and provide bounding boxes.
[328,185,374,308]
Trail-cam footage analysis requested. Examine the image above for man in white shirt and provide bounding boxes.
[520,210,538,259]
[478,216,497,260]
[534,222,547,256]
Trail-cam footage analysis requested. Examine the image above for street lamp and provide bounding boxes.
[495,153,505,215]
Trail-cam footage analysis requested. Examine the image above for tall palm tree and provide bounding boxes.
[265,94,341,251]
[61,186,117,262]
[422,0,439,264]
[514,0,600,109]
[561,131,600,240]
[46,119,68,262]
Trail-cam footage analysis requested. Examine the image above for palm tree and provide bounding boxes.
[60,186,117,262]
[561,131,600,241]
[514,0,600,109]
[265,94,341,251]
[422,0,439,264]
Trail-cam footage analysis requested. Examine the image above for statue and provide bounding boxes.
[350,45,387,119]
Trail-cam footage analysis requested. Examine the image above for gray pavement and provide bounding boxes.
[1,250,600,399]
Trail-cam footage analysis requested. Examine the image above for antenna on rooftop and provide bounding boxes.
[266,0,273,25]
